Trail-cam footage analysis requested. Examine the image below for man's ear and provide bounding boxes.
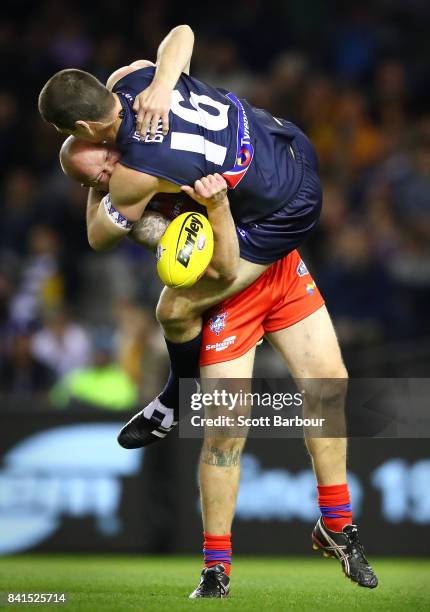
[75,120,95,137]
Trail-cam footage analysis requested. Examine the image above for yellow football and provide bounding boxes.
[156,212,214,288]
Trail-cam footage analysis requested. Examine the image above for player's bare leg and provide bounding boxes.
[157,258,268,342]
[118,259,267,448]
[190,347,255,598]
[267,306,378,588]
[267,306,348,485]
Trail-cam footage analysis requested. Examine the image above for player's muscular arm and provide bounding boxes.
[154,24,194,79]
[182,174,239,283]
[86,188,121,252]
[86,167,163,252]
[133,25,195,137]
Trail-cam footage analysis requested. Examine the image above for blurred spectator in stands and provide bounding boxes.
[0,168,38,257]
[374,59,409,128]
[0,261,18,364]
[318,223,394,346]
[137,0,169,46]
[333,88,383,183]
[331,6,378,80]
[9,225,64,330]
[195,38,253,98]
[393,127,430,238]
[91,36,126,85]
[0,331,56,395]
[48,16,92,69]
[310,181,348,263]
[50,327,138,411]
[114,300,167,402]
[34,180,90,304]
[386,129,430,337]
[299,76,337,170]
[0,92,19,171]
[31,307,91,377]
[31,118,65,174]
[268,52,308,122]
[114,300,151,384]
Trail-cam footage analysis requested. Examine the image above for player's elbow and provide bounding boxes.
[88,238,106,253]
[221,271,238,284]
[87,231,111,253]
[207,265,238,285]
[175,24,194,38]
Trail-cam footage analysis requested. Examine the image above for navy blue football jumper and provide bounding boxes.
[113,67,322,264]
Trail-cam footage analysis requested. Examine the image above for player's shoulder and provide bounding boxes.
[106,60,155,91]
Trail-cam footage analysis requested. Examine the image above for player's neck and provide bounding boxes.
[100,94,123,144]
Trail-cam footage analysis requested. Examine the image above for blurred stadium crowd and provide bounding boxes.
[1,0,430,409]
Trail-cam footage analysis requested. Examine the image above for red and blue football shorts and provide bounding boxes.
[200,249,325,366]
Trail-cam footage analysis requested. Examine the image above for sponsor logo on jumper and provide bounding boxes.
[122,93,134,103]
[209,311,228,335]
[205,335,236,352]
[222,92,254,189]
[176,214,204,268]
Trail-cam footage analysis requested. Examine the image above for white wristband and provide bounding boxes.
[102,194,135,231]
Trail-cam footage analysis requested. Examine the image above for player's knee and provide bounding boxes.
[156,290,192,328]
[329,362,348,381]
[304,357,348,382]
[201,436,245,459]
[302,361,348,412]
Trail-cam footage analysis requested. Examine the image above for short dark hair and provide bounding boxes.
[38,69,115,130]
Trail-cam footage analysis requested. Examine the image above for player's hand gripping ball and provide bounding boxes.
[156,174,228,288]
[156,211,214,288]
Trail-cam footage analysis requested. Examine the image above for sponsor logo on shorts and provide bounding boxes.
[209,311,228,335]
[297,260,309,277]
[306,281,316,295]
[205,335,236,352]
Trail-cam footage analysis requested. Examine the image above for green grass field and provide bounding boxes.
[0,555,428,611]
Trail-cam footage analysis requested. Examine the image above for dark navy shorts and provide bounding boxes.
[236,126,322,265]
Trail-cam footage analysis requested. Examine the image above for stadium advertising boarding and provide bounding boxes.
[174,438,430,556]
[1,410,429,556]
[0,412,148,555]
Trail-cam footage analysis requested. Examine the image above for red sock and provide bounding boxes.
[203,532,232,575]
[318,483,352,532]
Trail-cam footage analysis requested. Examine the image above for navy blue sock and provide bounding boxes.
[158,333,202,412]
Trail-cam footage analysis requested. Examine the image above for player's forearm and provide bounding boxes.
[86,189,129,252]
[86,188,104,225]
[206,201,240,283]
[154,25,194,86]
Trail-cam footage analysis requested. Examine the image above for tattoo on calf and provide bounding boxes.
[201,446,241,467]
